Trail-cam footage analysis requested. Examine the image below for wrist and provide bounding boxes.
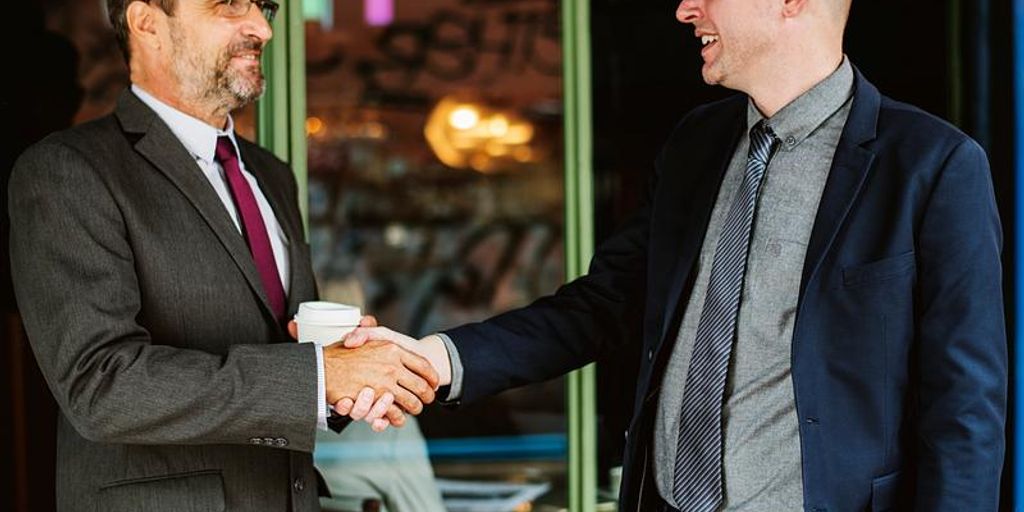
[422,335,453,387]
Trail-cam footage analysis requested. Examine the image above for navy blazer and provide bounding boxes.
[445,69,1006,511]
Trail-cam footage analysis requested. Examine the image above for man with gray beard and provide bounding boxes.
[7,1,439,510]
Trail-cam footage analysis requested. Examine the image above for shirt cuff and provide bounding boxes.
[315,343,328,431]
[435,332,464,402]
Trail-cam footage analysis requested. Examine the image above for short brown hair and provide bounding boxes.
[107,0,177,61]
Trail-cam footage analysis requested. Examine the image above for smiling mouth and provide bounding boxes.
[699,34,720,57]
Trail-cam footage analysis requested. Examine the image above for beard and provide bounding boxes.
[169,23,265,112]
[215,38,266,106]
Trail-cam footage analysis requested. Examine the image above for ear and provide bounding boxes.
[781,0,811,18]
[125,1,164,53]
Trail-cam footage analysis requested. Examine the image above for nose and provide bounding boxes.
[243,5,274,43]
[676,0,703,24]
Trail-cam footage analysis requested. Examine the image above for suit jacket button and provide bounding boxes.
[249,437,262,445]
[647,349,653,361]
[293,478,305,492]
[275,437,289,447]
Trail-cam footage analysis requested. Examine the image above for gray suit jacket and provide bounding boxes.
[9,90,324,512]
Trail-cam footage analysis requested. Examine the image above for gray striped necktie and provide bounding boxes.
[672,120,780,511]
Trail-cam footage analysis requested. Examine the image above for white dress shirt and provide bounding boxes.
[132,85,329,431]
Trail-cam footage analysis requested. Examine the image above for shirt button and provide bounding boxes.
[293,478,305,492]
[647,349,654,361]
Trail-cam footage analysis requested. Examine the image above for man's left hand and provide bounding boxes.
[288,314,405,432]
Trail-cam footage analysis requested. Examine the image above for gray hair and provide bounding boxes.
[106,0,178,62]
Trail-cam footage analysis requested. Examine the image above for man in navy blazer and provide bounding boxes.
[345,0,1007,509]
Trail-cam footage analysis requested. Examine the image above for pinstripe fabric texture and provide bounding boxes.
[672,121,780,511]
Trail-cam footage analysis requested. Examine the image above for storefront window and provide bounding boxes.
[303,1,567,511]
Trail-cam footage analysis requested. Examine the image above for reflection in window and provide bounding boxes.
[305,1,566,510]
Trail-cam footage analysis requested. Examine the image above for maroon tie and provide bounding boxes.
[215,136,287,322]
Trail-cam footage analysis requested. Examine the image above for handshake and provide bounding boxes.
[289,307,452,433]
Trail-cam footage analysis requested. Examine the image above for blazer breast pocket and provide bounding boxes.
[842,252,916,288]
[99,470,225,512]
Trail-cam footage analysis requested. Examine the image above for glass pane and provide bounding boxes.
[304,1,567,510]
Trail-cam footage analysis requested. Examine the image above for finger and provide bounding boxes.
[359,327,416,351]
[371,418,390,432]
[359,315,378,327]
[385,405,406,427]
[287,321,298,340]
[342,330,369,349]
[391,387,425,415]
[400,350,440,390]
[398,370,436,405]
[333,397,354,416]
[364,392,394,424]
[350,387,375,420]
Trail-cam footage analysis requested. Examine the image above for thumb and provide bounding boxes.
[342,329,370,348]
[287,320,298,340]
[359,327,418,352]
[359,315,379,327]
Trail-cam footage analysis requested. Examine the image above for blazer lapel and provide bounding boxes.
[799,68,881,298]
[114,91,277,321]
[239,147,308,318]
[657,97,747,344]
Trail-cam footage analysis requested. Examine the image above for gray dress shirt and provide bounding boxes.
[654,58,855,510]
[441,58,856,511]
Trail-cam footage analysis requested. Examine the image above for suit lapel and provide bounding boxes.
[657,97,747,344]
[799,69,881,298]
[655,70,882,345]
[115,91,278,322]
[239,147,308,317]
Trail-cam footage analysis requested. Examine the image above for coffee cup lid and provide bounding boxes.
[295,301,361,326]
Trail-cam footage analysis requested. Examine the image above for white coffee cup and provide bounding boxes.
[294,301,362,346]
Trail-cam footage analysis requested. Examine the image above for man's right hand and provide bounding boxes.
[323,340,439,416]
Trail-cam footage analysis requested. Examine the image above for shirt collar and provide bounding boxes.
[131,84,239,165]
[746,55,854,151]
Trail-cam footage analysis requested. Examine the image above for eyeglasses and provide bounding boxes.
[216,0,280,23]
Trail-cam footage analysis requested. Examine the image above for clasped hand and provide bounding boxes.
[288,317,446,432]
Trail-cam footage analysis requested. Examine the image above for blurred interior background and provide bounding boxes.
[1,0,1014,510]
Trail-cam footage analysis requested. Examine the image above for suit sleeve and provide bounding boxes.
[442,155,659,404]
[9,140,321,452]
[913,138,1007,509]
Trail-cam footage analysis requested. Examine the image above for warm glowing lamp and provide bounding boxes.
[449,107,480,130]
